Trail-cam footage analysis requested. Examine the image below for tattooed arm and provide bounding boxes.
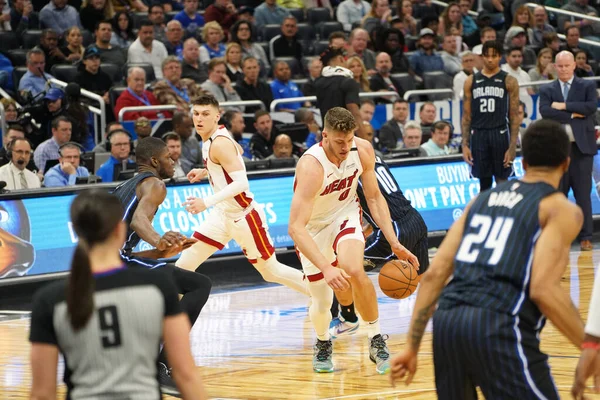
[504,75,520,168]
[461,76,474,166]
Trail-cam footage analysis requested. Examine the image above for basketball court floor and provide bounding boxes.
[2,247,600,399]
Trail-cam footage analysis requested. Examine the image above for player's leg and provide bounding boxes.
[401,210,430,274]
[176,209,231,271]
[233,207,309,295]
[492,127,513,186]
[472,129,494,192]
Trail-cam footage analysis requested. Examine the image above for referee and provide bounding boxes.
[29,190,207,400]
[314,46,366,137]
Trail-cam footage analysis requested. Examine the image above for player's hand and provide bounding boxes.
[181,237,198,250]
[390,348,418,387]
[462,145,473,165]
[551,102,567,111]
[503,146,516,168]
[573,113,586,119]
[391,243,419,270]
[323,267,351,291]
[572,349,600,399]
[156,231,185,251]
[184,197,208,214]
[187,168,208,183]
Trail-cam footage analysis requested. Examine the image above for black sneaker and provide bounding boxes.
[158,362,181,398]
[369,334,391,374]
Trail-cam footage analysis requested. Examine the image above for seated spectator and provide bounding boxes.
[438,2,463,36]
[0,138,40,189]
[148,3,167,42]
[79,0,113,33]
[395,0,418,36]
[531,6,555,48]
[267,133,297,160]
[459,0,476,37]
[199,21,226,64]
[231,20,270,74]
[440,35,461,76]
[28,88,66,148]
[346,56,371,92]
[128,21,169,80]
[163,20,184,58]
[560,26,594,61]
[174,0,205,38]
[270,61,305,112]
[346,28,376,73]
[221,109,250,159]
[235,57,273,113]
[409,28,444,77]
[356,120,384,156]
[181,38,208,83]
[95,129,135,182]
[1,99,17,125]
[503,26,537,66]
[115,67,167,121]
[109,0,147,12]
[250,110,274,159]
[269,16,303,62]
[93,20,126,66]
[172,111,202,172]
[575,49,595,77]
[225,43,243,82]
[44,142,89,187]
[254,0,290,30]
[74,47,113,104]
[379,99,409,151]
[0,124,36,171]
[469,26,496,53]
[110,11,135,48]
[375,28,411,73]
[401,121,427,155]
[419,102,436,138]
[33,116,71,172]
[453,51,475,100]
[369,52,404,101]
[420,120,451,156]
[294,108,321,148]
[200,58,243,112]
[10,0,40,35]
[162,132,186,179]
[329,31,348,51]
[543,32,560,57]
[39,0,81,35]
[204,0,238,36]
[133,117,151,145]
[153,56,204,111]
[359,99,375,123]
[39,29,69,73]
[61,26,85,63]
[337,0,371,32]
[528,48,556,93]
[558,0,600,50]
[501,47,534,100]
[92,121,125,152]
[302,58,323,97]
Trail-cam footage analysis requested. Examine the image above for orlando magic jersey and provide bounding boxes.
[357,157,412,229]
[471,70,509,130]
[438,180,557,328]
[111,171,155,255]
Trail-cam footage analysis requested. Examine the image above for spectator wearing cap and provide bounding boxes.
[235,56,273,113]
[452,51,476,99]
[503,26,537,66]
[173,0,205,37]
[115,67,167,121]
[254,0,290,30]
[39,0,81,36]
[18,48,55,97]
[153,56,204,111]
[336,0,371,32]
[204,0,238,36]
[27,87,66,147]
[44,142,89,187]
[409,28,444,77]
[74,47,113,104]
[33,116,72,172]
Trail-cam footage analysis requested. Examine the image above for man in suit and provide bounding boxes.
[539,50,598,251]
[369,52,404,102]
[379,99,409,151]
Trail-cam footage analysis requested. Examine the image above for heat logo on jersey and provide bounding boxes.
[320,169,358,201]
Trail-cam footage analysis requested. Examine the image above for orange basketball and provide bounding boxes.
[378,259,421,299]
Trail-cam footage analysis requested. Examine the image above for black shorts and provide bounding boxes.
[432,306,558,400]
[364,209,429,274]
[470,127,512,180]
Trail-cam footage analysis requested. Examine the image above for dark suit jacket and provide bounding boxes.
[539,77,598,155]
[369,73,404,96]
[378,119,404,150]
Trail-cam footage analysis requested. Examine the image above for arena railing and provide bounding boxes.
[431,0,478,16]
[520,76,600,88]
[269,92,401,113]
[49,78,106,145]
[403,89,455,101]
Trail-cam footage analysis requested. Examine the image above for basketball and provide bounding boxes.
[378,260,420,299]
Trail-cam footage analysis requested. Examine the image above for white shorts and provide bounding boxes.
[298,210,364,280]
[193,205,275,263]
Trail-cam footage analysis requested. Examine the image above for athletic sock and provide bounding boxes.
[365,319,381,339]
[339,302,358,323]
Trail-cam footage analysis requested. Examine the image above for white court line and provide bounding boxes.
[320,388,437,399]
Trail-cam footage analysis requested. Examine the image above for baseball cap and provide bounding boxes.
[419,28,435,38]
[237,6,254,15]
[320,46,345,65]
[44,88,64,102]
[83,46,101,60]
[506,26,526,41]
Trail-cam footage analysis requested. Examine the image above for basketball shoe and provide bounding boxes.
[313,339,334,373]
[369,334,391,374]
[329,313,359,339]
[158,362,181,397]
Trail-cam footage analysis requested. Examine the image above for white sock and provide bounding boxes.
[365,319,380,339]
[308,280,333,341]
[255,257,310,296]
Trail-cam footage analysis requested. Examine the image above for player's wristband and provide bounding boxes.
[581,342,600,351]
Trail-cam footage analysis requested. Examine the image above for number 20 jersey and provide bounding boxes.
[470,70,509,130]
[438,180,557,328]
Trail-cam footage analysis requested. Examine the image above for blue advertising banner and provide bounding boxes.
[3,155,600,280]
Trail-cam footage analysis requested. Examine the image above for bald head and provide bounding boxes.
[375,52,392,75]
[273,134,293,158]
[167,20,182,30]
[555,50,576,82]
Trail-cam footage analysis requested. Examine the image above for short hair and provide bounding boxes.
[149,3,164,13]
[192,94,220,109]
[480,27,495,39]
[41,28,58,39]
[221,109,241,128]
[419,102,435,113]
[433,120,452,133]
[5,124,25,136]
[108,129,130,143]
[161,55,181,71]
[522,120,569,167]
[403,121,422,134]
[208,57,226,72]
[95,19,112,31]
[242,56,259,68]
[128,66,145,79]
[166,19,182,30]
[52,116,71,130]
[393,99,408,106]
[26,47,45,63]
[565,25,579,36]
[324,107,357,133]
[460,51,474,60]
[482,40,503,57]
[202,21,223,42]
[328,31,346,44]
[507,46,523,56]
[172,110,190,127]
[136,137,167,165]
[59,142,83,156]
[543,32,559,45]
[254,109,271,121]
[360,99,375,108]
[294,108,313,123]
[139,20,154,29]
[106,121,123,134]
[161,132,181,143]
[282,15,297,25]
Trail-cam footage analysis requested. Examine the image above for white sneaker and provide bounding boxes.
[329,313,359,339]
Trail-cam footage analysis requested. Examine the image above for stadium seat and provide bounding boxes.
[0,32,18,54]
[101,63,123,84]
[317,21,343,41]
[123,63,156,83]
[311,40,330,56]
[132,12,149,29]
[51,64,78,83]
[22,30,43,50]
[391,73,416,94]
[273,57,302,78]
[422,71,453,100]
[288,8,305,23]
[109,86,127,112]
[256,42,270,61]
[81,30,94,47]
[261,25,281,42]
[7,49,28,67]
[307,7,332,25]
[296,23,315,41]
[12,66,28,90]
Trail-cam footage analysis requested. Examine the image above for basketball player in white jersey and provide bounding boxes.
[175,94,309,296]
[289,107,420,374]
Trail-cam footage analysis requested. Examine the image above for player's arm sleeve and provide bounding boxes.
[154,271,183,317]
[29,288,58,345]
[204,170,249,208]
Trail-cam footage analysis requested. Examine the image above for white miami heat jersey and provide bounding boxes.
[202,126,255,214]
[298,141,363,232]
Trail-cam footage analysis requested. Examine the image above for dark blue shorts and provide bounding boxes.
[470,127,512,180]
[433,306,558,400]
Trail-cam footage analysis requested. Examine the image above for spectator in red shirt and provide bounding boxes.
[204,0,238,36]
[114,67,172,121]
